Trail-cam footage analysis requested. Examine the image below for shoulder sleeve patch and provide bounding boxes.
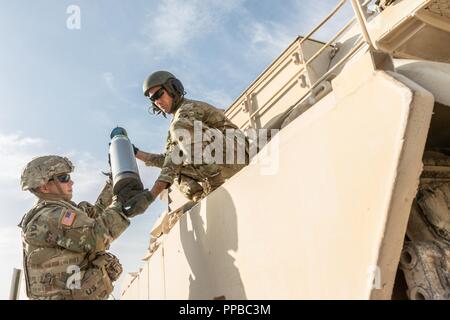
[60,210,77,227]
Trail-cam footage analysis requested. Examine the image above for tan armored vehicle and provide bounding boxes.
[121,0,450,300]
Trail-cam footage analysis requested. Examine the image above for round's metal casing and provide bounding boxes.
[109,131,143,196]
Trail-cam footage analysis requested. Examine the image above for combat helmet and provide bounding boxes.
[142,70,185,115]
[21,155,74,191]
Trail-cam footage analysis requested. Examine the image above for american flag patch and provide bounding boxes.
[61,211,77,227]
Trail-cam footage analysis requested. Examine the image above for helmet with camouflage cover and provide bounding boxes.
[21,155,74,191]
[142,70,185,115]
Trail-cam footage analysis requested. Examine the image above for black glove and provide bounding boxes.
[132,144,139,155]
[123,189,154,217]
[116,184,142,204]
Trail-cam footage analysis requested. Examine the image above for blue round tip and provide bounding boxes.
[110,127,128,138]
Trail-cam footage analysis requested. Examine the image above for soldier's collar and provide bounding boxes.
[171,96,185,114]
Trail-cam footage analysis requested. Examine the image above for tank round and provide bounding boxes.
[109,134,143,196]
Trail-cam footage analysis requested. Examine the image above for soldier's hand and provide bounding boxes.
[116,184,142,204]
[123,189,154,217]
[132,144,139,155]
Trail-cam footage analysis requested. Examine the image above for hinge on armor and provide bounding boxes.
[375,0,397,11]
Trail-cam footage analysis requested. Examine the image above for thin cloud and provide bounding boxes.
[188,84,233,109]
[246,21,294,62]
[0,226,24,300]
[202,89,234,109]
[103,72,115,91]
[0,132,47,184]
[0,226,22,257]
[139,0,244,56]
[102,72,142,110]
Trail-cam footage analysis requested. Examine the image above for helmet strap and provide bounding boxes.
[162,83,184,114]
[30,190,68,202]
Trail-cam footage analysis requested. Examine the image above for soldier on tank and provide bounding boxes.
[19,155,148,300]
[131,71,249,204]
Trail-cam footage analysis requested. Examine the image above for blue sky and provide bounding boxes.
[0,0,353,299]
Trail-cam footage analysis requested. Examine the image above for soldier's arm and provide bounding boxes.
[93,179,114,214]
[24,201,130,254]
[136,150,165,168]
[149,180,170,199]
[78,180,114,218]
[156,147,183,187]
[149,148,184,200]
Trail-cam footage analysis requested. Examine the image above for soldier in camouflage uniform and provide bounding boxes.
[133,71,248,203]
[19,155,147,300]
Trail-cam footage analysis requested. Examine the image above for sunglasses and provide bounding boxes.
[49,174,71,183]
[148,87,165,103]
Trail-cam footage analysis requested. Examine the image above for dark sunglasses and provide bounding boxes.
[148,87,165,102]
[49,174,71,183]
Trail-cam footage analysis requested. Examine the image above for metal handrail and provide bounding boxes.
[309,37,366,91]
[226,41,303,121]
[351,0,375,49]
[299,0,348,46]
[304,17,356,67]
[244,67,306,124]
[241,39,367,129]
[241,0,375,129]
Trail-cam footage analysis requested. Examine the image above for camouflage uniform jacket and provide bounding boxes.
[156,98,246,185]
[19,183,130,300]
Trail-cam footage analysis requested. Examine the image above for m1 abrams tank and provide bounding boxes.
[121,0,450,300]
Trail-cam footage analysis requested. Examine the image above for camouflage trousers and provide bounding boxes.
[145,154,247,201]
